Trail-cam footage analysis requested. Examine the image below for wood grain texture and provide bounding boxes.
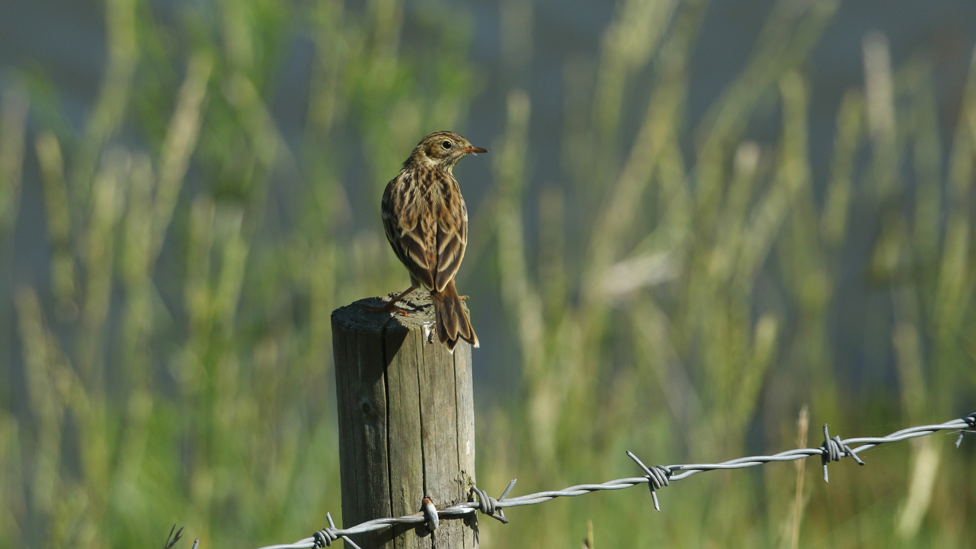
[332,290,478,549]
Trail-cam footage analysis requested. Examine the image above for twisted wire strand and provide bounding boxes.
[258,413,975,549]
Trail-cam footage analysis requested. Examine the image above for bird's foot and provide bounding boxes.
[366,300,411,316]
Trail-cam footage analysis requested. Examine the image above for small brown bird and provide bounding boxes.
[374,131,485,352]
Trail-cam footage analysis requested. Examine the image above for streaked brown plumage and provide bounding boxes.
[375,131,484,352]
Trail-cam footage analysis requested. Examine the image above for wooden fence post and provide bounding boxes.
[331,290,478,548]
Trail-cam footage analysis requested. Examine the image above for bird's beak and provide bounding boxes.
[461,146,488,155]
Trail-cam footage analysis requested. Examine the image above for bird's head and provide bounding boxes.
[406,131,488,171]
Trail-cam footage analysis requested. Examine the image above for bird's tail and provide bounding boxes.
[430,281,479,353]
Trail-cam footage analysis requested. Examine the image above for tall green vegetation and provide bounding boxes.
[0,0,973,548]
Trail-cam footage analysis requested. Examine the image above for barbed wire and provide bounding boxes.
[258,413,976,549]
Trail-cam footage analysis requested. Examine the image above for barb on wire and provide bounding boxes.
[472,478,516,524]
[819,423,864,482]
[625,451,669,511]
[958,413,976,447]
[257,413,976,549]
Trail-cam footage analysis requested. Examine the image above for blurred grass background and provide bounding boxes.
[0,0,975,547]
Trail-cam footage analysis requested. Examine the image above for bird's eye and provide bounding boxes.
[442,141,452,149]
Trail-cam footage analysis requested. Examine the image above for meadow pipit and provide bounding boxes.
[373,131,484,352]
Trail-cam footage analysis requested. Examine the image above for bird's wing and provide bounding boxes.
[434,177,468,293]
[383,171,436,289]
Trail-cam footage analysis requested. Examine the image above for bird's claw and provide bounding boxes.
[366,301,411,316]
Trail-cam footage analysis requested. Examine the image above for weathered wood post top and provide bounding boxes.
[331,290,478,548]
